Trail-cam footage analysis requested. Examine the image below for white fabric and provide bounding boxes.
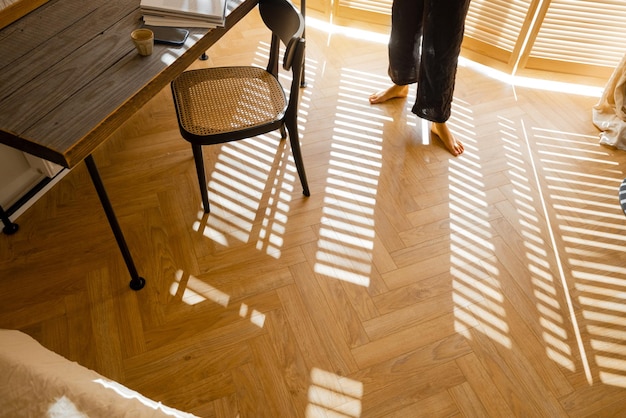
[0,329,197,418]
[593,53,626,151]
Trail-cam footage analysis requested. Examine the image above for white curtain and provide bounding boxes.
[593,53,626,151]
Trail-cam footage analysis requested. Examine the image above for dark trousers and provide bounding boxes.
[388,0,471,122]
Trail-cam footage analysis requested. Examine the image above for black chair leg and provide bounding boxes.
[192,144,211,213]
[300,0,306,87]
[285,118,310,197]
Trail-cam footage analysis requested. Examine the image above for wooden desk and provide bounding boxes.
[0,0,259,289]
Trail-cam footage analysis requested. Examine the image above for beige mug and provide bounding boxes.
[131,28,154,56]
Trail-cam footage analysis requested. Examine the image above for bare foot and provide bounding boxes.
[369,84,409,104]
[431,122,464,156]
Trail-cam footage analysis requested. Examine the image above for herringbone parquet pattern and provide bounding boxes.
[2,7,626,417]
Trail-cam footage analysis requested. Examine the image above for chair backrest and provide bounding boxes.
[258,0,305,72]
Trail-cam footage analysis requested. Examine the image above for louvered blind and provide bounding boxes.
[464,0,533,53]
[526,0,626,76]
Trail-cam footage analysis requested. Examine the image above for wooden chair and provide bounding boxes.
[170,0,309,213]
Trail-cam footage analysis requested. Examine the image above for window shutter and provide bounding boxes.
[523,0,626,78]
[462,0,539,69]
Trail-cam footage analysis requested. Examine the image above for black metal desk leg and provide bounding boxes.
[0,204,18,235]
[85,155,146,290]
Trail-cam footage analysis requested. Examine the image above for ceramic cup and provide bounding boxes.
[131,28,154,56]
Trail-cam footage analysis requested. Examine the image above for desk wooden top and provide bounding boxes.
[0,0,258,168]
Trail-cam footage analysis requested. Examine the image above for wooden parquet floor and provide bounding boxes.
[2,8,626,418]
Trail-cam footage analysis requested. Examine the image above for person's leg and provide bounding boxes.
[370,0,424,104]
[414,0,470,122]
[414,0,471,156]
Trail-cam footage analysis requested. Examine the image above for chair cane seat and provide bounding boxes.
[171,66,287,137]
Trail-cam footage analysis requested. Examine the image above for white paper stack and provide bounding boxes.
[140,0,228,28]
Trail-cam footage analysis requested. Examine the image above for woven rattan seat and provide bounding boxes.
[171,0,309,213]
[172,67,286,137]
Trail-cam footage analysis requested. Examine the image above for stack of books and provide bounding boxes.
[140,0,228,28]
